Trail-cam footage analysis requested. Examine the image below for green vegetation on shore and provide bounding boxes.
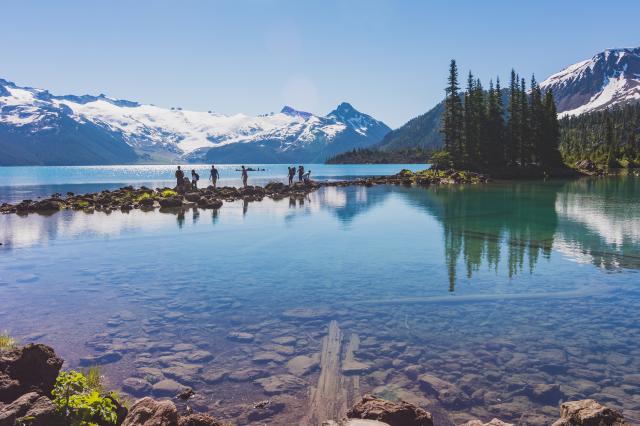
[0,331,17,351]
[560,102,640,169]
[325,147,432,164]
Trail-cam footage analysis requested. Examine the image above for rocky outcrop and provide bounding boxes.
[461,419,514,426]
[0,169,489,216]
[0,391,58,426]
[551,399,628,426]
[0,344,63,403]
[346,394,434,426]
[122,397,222,426]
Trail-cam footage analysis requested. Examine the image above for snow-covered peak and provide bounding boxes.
[540,47,640,117]
[0,78,390,164]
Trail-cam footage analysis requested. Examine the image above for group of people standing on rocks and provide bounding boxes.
[175,165,219,191]
[175,164,311,191]
[288,165,311,185]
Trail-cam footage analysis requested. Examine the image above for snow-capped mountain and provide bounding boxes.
[540,47,640,117]
[0,78,390,165]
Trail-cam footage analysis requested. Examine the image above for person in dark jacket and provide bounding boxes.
[298,165,304,182]
[175,166,184,187]
[210,165,220,188]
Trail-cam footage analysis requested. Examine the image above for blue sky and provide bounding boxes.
[3,0,639,127]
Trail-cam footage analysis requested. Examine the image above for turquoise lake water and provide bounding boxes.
[0,168,639,424]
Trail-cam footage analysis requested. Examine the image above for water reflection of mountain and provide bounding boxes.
[555,177,640,271]
[393,177,640,290]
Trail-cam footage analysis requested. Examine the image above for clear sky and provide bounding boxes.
[3,0,639,128]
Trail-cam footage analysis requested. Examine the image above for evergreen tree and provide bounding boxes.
[506,70,520,166]
[486,78,505,168]
[519,78,530,166]
[529,75,544,165]
[442,60,464,165]
[541,90,562,167]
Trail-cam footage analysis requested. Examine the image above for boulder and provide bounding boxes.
[254,374,306,395]
[418,373,469,408]
[122,377,152,397]
[0,344,64,403]
[347,394,434,426]
[0,391,59,426]
[159,196,183,208]
[528,383,564,405]
[122,397,179,426]
[551,399,628,425]
[184,193,201,203]
[178,413,223,426]
[152,379,188,397]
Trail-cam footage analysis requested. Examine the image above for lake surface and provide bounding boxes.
[0,164,423,204]
[1,170,639,425]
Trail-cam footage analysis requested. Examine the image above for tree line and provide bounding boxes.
[440,59,563,171]
[559,103,640,168]
[325,147,432,164]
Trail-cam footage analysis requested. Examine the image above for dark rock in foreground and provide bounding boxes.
[122,397,222,426]
[347,394,434,426]
[0,343,63,403]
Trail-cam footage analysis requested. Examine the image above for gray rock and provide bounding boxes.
[152,379,187,397]
[254,374,306,395]
[286,355,319,376]
[79,351,122,366]
[0,392,57,426]
[122,377,152,397]
[227,332,254,343]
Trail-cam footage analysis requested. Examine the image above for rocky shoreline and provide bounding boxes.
[0,169,489,216]
[0,343,631,425]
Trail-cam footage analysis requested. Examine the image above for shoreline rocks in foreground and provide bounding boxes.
[0,169,489,216]
[1,343,631,425]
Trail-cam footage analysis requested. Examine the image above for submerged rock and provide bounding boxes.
[418,373,469,409]
[152,379,188,397]
[286,354,319,376]
[347,394,434,426]
[254,374,306,395]
[551,399,628,426]
[226,331,254,343]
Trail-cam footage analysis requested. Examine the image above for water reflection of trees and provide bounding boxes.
[410,183,560,291]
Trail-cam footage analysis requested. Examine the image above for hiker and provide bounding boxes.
[191,169,200,190]
[241,165,248,188]
[288,166,295,186]
[175,166,184,188]
[210,164,220,188]
[303,169,312,184]
[298,165,304,182]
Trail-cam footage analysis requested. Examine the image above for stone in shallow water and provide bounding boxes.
[252,351,286,364]
[228,368,266,382]
[286,354,320,376]
[272,336,297,346]
[343,360,371,375]
[172,343,197,352]
[152,379,187,397]
[186,350,213,362]
[162,363,202,384]
[281,307,330,320]
[79,351,122,366]
[122,377,152,397]
[254,374,307,395]
[227,332,255,342]
[136,367,165,384]
[202,369,228,384]
[264,344,295,356]
[418,373,469,409]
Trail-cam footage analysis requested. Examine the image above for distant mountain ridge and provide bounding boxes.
[377,47,640,153]
[0,78,390,165]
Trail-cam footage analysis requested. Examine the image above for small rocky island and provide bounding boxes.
[0,169,489,216]
[0,342,631,425]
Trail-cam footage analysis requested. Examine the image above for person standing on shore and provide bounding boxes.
[175,166,184,188]
[298,165,304,182]
[288,166,295,186]
[191,169,200,190]
[241,165,248,188]
[210,164,220,188]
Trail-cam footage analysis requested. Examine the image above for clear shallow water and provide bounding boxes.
[1,176,639,425]
[0,164,424,204]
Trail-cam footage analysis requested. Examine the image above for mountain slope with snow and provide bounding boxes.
[0,79,390,165]
[540,47,640,117]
